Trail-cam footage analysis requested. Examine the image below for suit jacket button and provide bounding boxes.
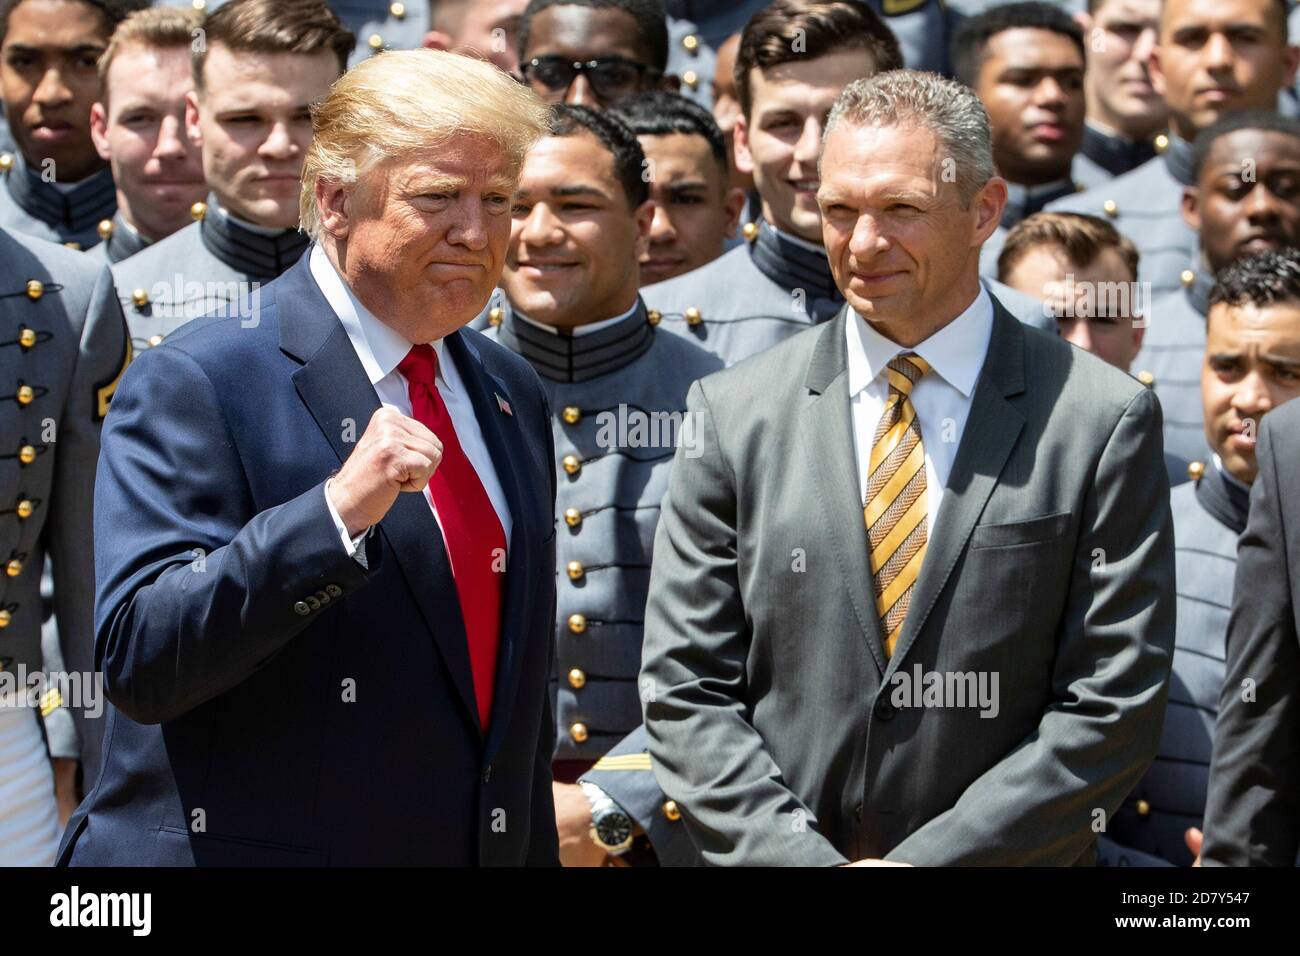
[307,595,321,610]
[294,601,311,615]
[873,696,895,721]
[315,590,330,604]
[325,583,343,598]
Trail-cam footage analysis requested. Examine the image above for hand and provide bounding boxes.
[1185,827,1203,866]
[51,757,80,828]
[327,407,443,536]
[844,858,913,866]
[553,782,606,867]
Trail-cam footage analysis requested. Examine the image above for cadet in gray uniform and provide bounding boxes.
[1134,111,1300,464]
[0,225,131,846]
[0,0,148,248]
[1100,249,1300,866]
[1048,0,1299,297]
[111,0,351,350]
[1070,0,1167,189]
[87,6,208,265]
[488,105,721,865]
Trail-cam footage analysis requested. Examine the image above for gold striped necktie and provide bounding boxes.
[864,352,931,658]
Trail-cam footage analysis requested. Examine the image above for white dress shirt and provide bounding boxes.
[309,243,512,565]
[847,287,995,533]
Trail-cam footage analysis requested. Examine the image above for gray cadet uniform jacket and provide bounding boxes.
[1047,136,1196,298]
[980,176,1080,278]
[644,219,1055,369]
[1132,262,1214,464]
[1072,123,1162,191]
[0,226,131,782]
[0,152,116,251]
[1099,459,1247,866]
[485,298,722,865]
[91,213,151,266]
[111,196,309,352]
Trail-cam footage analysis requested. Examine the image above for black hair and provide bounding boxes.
[607,91,727,175]
[1192,109,1300,181]
[0,0,149,45]
[547,103,649,207]
[1211,248,1300,309]
[517,0,668,72]
[950,1,1085,88]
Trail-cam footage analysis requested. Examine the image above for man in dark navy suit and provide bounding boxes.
[57,49,558,866]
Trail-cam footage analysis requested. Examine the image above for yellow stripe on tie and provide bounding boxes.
[877,544,927,617]
[869,400,916,474]
[864,440,924,527]
[870,490,929,574]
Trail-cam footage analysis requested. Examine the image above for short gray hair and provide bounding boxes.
[823,70,996,207]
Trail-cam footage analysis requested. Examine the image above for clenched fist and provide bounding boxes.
[327,406,443,536]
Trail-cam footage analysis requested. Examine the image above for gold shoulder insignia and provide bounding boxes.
[881,0,928,14]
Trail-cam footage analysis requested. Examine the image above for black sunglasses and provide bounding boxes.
[521,55,656,101]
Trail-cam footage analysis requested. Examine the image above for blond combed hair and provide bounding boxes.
[98,6,205,86]
[300,49,550,240]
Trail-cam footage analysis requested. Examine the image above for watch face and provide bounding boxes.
[594,810,633,849]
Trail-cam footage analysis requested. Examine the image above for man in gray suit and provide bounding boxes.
[0,224,129,861]
[640,69,1176,866]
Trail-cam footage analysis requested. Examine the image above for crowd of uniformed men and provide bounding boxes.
[2,0,1299,866]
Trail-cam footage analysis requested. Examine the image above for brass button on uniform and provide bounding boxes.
[294,601,310,615]
[742,221,759,242]
[6,559,22,577]
[685,306,702,326]
[1136,370,1154,387]
[0,153,13,172]
[568,668,586,689]
[568,613,587,634]
[26,280,43,300]
[390,1,406,17]
[18,328,37,349]
[1102,199,1118,218]
[191,0,206,10]
[190,201,207,221]
[646,309,661,326]
[562,454,581,475]
[19,446,36,465]
[97,219,114,240]
[1153,134,1168,154]
[16,500,33,519]
[369,33,384,50]
[1188,461,1205,482]
[682,34,699,52]
[570,722,589,743]
[488,306,503,326]
[148,335,164,348]
[564,507,583,528]
[662,800,681,821]
[562,405,581,425]
[0,608,10,628]
[1136,798,1151,818]
[1181,269,1195,287]
[16,385,34,405]
[132,288,150,309]
[682,70,698,89]
[566,560,584,581]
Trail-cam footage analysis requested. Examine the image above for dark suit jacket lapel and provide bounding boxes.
[885,303,1027,673]
[444,330,540,760]
[279,254,482,733]
[802,309,888,677]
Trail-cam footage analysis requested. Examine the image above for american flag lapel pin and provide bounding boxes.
[496,392,513,416]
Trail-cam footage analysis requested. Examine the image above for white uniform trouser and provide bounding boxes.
[0,705,59,866]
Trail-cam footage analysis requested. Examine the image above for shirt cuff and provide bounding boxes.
[325,478,371,569]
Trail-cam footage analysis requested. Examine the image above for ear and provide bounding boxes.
[1283,43,1300,89]
[734,113,755,176]
[723,185,747,234]
[184,89,203,148]
[1181,185,1200,232]
[315,178,352,240]
[89,102,111,161]
[973,176,1008,248]
[633,197,655,259]
[423,31,453,52]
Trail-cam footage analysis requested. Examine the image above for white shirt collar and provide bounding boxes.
[847,286,994,399]
[516,299,640,336]
[308,242,450,390]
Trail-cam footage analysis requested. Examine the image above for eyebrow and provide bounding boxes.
[661,180,710,194]
[1209,350,1300,371]
[4,42,106,56]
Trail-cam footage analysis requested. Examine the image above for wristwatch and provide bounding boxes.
[580,781,634,855]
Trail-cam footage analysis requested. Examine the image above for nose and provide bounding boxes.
[1132,25,1158,64]
[258,120,297,160]
[848,212,889,260]
[1033,75,1068,108]
[153,114,189,161]
[32,66,73,107]
[648,201,676,244]
[448,195,491,250]
[1232,369,1273,423]
[793,115,823,167]
[1244,182,1281,223]
[518,200,563,247]
[565,73,594,108]
[1204,31,1235,71]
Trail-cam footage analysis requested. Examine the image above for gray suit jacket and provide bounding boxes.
[0,226,130,780]
[1202,399,1300,866]
[640,297,1176,865]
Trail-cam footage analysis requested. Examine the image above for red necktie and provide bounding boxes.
[397,344,506,730]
